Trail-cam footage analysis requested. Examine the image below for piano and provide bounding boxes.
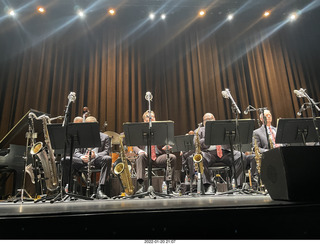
[0,109,47,197]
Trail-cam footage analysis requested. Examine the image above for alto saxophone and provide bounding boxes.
[29,113,59,192]
[193,126,204,174]
[113,135,135,196]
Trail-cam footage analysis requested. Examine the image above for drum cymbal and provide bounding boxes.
[104,131,121,145]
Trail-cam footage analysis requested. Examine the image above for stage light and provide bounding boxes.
[289,13,298,21]
[227,14,233,21]
[108,8,115,15]
[199,10,206,17]
[149,13,155,20]
[77,10,85,18]
[161,14,166,20]
[8,9,16,16]
[37,6,46,14]
[263,11,270,17]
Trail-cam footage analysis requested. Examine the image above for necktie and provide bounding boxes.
[151,145,157,161]
[216,145,223,158]
[269,126,278,147]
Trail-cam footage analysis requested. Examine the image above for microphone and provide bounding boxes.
[222,88,241,114]
[294,88,306,98]
[221,90,229,99]
[62,92,76,127]
[145,91,153,101]
[68,92,76,102]
[244,106,250,115]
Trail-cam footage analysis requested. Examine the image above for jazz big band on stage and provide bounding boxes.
[0,88,319,201]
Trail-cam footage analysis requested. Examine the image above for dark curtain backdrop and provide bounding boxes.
[1,4,320,140]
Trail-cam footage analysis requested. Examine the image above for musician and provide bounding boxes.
[133,110,180,194]
[185,113,246,194]
[61,116,112,199]
[252,109,279,152]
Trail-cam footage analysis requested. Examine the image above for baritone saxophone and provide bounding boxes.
[29,113,59,192]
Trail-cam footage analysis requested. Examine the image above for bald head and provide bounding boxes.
[203,113,215,126]
[73,117,83,123]
[85,116,98,123]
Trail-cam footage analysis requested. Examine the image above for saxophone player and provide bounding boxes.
[184,113,246,194]
[61,116,112,199]
[250,109,281,183]
[132,110,181,194]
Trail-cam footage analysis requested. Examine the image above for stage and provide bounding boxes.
[1,192,320,239]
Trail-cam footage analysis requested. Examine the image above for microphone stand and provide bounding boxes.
[132,93,172,199]
[300,91,320,144]
[223,89,247,193]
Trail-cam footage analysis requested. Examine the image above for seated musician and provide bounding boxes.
[61,116,112,199]
[184,113,246,194]
[249,109,280,183]
[132,110,181,194]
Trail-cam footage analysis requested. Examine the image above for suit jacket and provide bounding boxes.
[74,132,111,159]
[252,125,277,153]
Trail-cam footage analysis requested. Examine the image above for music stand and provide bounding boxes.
[47,122,101,201]
[276,118,320,145]
[171,135,195,153]
[123,121,174,198]
[205,119,257,194]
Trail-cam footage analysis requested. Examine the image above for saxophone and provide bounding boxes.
[254,137,265,191]
[113,135,135,196]
[254,137,262,174]
[29,113,59,192]
[193,126,204,174]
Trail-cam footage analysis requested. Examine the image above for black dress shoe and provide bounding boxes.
[205,185,215,195]
[96,190,109,199]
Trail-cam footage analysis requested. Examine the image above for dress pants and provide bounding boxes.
[135,153,180,184]
[61,155,112,187]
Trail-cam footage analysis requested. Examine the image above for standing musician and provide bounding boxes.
[61,116,112,199]
[132,110,181,194]
[184,113,246,194]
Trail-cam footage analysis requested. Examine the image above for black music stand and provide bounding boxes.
[205,119,259,194]
[171,134,196,195]
[171,135,195,153]
[123,121,174,199]
[47,122,101,202]
[276,118,320,145]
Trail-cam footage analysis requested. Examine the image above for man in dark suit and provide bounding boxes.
[185,113,246,194]
[133,110,180,194]
[62,116,112,199]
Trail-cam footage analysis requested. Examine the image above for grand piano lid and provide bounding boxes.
[0,109,49,149]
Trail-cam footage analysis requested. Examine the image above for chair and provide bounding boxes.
[76,165,101,196]
[208,163,232,192]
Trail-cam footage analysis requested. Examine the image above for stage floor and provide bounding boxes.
[1,192,320,239]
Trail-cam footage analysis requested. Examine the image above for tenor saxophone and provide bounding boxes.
[113,135,135,196]
[29,113,59,192]
[193,126,204,174]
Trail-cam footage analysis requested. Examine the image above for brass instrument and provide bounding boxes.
[254,137,265,191]
[113,135,134,196]
[29,113,59,192]
[193,125,204,174]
